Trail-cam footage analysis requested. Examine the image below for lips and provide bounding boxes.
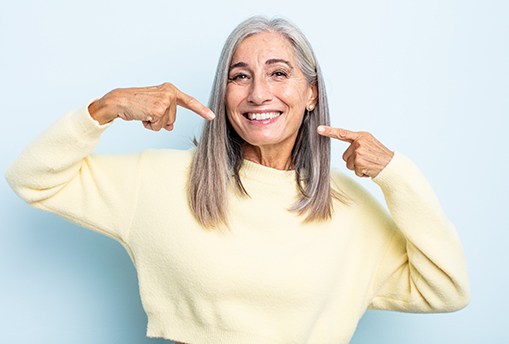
[243,111,282,121]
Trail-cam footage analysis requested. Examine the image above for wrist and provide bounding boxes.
[88,98,117,125]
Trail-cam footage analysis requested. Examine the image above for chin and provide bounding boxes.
[242,134,279,146]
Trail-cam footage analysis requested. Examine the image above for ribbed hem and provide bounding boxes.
[146,312,278,344]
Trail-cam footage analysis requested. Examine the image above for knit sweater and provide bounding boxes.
[5,106,470,344]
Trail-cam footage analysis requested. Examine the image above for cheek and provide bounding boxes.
[225,87,235,111]
[225,86,246,108]
[276,84,309,108]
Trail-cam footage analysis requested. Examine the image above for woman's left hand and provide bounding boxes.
[317,125,394,178]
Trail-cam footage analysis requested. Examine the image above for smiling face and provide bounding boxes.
[225,31,317,162]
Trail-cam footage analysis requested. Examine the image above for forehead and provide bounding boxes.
[231,31,295,63]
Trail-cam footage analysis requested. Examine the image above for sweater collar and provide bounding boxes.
[239,159,296,185]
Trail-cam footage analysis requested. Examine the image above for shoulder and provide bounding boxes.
[139,148,195,175]
[330,169,372,203]
[141,148,195,162]
[329,168,392,223]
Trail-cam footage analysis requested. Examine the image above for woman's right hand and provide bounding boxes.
[88,82,215,131]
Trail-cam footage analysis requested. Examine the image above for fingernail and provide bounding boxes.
[208,111,216,120]
[317,126,325,132]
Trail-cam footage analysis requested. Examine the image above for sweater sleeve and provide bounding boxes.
[5,105,143,245]
[367,152,470,313]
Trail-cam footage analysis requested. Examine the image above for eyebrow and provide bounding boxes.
[266,58,293,69]
[229,59,294,71]
[229,62,248,70]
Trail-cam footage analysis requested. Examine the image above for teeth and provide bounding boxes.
[246,112,281,120]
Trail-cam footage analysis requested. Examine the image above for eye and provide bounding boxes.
[228,73,250,82]
[271,70,289,79]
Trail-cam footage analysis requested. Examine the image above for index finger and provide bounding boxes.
[317,126,360,142]
[176,89,216,120]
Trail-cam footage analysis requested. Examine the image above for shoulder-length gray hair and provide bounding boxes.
[189,16,345,228]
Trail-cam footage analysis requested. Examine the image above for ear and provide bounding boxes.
[306,82,318,111]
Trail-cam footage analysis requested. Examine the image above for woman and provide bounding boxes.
[6,16,469,344]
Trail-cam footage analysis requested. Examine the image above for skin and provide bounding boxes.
[88,31,394,344]
[88,33,393,180]
[225,31,317,170]
[88,82,215,129]
[317,126,394,178]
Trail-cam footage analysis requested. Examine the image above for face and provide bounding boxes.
[225,31,317,153]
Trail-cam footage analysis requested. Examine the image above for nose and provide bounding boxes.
[247,77,273,105]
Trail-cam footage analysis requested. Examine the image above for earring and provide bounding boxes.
[307,105,315,111]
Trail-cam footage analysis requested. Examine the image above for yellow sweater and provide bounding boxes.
[5,106,470,344]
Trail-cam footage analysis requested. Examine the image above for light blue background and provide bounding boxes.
[1,0,507,343]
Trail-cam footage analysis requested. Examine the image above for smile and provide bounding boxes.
[243,111,282,121]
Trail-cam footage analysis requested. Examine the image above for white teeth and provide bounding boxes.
[246,112,281,120]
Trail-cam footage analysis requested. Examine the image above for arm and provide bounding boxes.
[318,126,470,312]
[5,83,214,243]
[5,105,143,243]
[369,153,470,312]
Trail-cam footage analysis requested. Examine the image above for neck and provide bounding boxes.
[242,143,294,170]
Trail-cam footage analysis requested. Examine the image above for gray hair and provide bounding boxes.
[189,16,346,228]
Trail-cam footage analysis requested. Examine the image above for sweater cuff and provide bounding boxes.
[68,99,113,142]
[372,152,421,192]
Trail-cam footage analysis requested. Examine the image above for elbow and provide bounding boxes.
[430,278,471,313]
[446,282,471,312]
[5,164,55,204]
[5,164,24,199]
[441,264,472,312]
[413,267,471,313]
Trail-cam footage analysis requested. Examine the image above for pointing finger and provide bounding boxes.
[317,126,360,142]
[176,89,216,120]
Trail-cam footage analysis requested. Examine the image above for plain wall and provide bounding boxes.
[1,0,507,343]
